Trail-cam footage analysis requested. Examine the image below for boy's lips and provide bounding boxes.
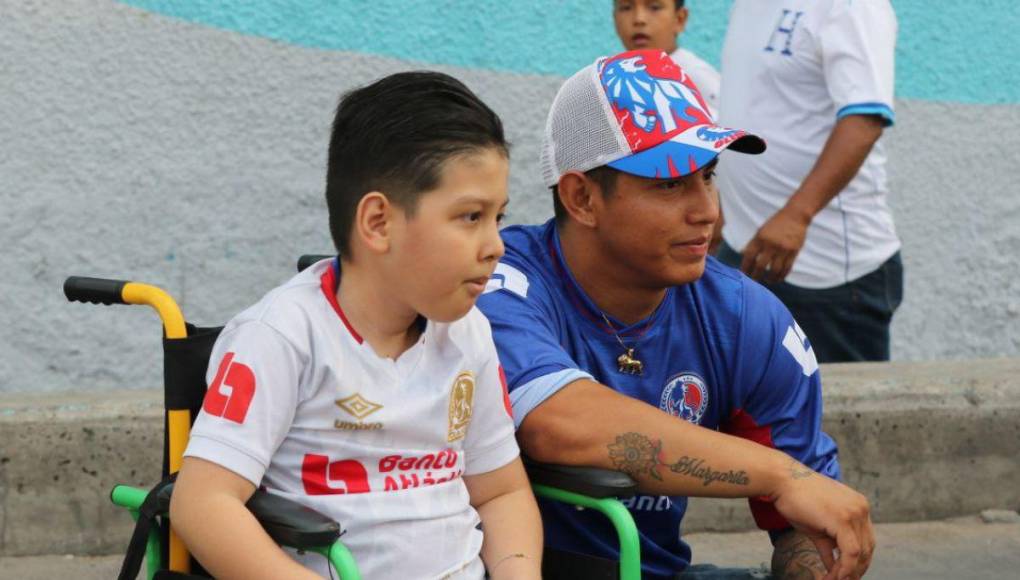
[631,34,651,47]
[465,276,491,294]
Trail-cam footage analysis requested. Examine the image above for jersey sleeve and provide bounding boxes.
[723,280,841,534]
[820,0,897,126]
[476,260,593,429]
[462,311,520,476]
[184,320,303,487]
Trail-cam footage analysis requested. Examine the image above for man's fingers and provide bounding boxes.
[740,240,761,276]
[834,525,865,580]
[855,513,876,577]
[749,247,775,281]
[809,535,837,579]
[772,251,796,284]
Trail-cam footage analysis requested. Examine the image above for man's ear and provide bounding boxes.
[353,191,395,255]
[675,7,689,36]
[557,172,600,229]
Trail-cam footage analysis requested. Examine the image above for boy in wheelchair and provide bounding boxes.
[169,71,542,579]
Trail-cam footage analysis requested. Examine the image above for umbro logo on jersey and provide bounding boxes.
[335,393,384,430]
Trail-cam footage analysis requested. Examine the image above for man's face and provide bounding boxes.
[614,0,687,54]
[386,147,509,322]
[590,160,719,287]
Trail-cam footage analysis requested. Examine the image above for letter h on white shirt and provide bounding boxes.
[764,9,804,56]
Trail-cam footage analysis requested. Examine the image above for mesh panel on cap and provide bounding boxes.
[540,64,629,188]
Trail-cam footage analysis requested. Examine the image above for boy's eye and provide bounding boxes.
[496,212,507,225]
[463,212,483,223]
[703,169,717,183]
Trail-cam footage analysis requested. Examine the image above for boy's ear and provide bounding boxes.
[353,191,395,255]
[675,7,689,35]
[557,172,600,229]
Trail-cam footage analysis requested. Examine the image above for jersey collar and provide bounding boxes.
[320,257,364,344]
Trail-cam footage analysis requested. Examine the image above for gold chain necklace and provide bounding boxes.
[599,311,644,375]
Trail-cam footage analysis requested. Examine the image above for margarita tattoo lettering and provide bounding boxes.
[668,456,751,487]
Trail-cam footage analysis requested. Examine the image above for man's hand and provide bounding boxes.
[771,529,829,580]
[740,206,810,284]
[771,459,875,580]
[738,114,885,284]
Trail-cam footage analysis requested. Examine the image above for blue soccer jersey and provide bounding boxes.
[476,220,840,578]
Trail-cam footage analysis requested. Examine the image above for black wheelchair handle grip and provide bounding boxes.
[64,276,129,306]
[297,254,333,272]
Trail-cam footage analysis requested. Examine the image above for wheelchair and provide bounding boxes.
[64,256,643,579]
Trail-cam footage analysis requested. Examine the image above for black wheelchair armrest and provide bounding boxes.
[524,457,638,499]
[246,489,342,548]
[152,483,341,549]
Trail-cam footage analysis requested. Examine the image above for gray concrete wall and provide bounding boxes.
[3,359,1018,556]
[2,0,1020,396]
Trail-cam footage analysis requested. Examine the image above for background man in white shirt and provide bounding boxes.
[716,0,903,363]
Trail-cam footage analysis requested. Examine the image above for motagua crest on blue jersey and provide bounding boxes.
[659,372,708,425]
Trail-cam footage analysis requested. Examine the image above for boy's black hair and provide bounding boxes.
[551,166,620,224]
[326,71,508,257]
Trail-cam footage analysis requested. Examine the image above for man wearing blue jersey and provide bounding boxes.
[477,50,874,580]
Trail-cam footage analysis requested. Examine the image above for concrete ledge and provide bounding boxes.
[2,359,1019,556]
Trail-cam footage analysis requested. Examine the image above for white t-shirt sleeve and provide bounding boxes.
[821,0,897,125]
[461,314,520,476]
[184,320,302,486]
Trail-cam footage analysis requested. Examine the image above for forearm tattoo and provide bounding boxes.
[668,456,750,487]
[772,530,828,580]
[607,432,664,481]
[789,457,815,480]
[606,433,751,486]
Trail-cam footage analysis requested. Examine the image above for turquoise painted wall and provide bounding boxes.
[120,0,1018,104]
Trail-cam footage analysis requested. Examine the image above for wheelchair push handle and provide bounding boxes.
[297,254,333,272]
[63,276,188,340]
[64,276,130,306]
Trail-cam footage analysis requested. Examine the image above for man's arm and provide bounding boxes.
[740,114,885,283]
[519,378,874,580]
[464,457,543,579]
[170,457,320,580]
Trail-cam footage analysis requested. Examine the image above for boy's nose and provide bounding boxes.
[482,226,505,262]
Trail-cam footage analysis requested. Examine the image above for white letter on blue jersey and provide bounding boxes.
[782,322,819,377]
[484,263,530,298]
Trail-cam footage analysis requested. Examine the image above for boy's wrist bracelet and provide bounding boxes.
[491,552,530,572]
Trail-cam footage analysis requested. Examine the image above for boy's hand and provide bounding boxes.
[770,459,875,580]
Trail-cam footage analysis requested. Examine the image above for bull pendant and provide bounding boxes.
[617,348,643,375]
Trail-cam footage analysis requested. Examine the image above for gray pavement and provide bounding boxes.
[2,515,1017,579]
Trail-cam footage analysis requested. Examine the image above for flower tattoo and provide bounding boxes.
[607,432,664,481]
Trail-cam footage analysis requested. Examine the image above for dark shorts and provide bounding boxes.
[542,548,772,579]
[678,564,772,579]
[717,241,904,363]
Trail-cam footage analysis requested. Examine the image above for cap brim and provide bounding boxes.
[607,124,766,179]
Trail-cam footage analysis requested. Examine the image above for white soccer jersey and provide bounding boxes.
[185,258,519,579]
[716,0,900,289]
[670,47,720,118]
